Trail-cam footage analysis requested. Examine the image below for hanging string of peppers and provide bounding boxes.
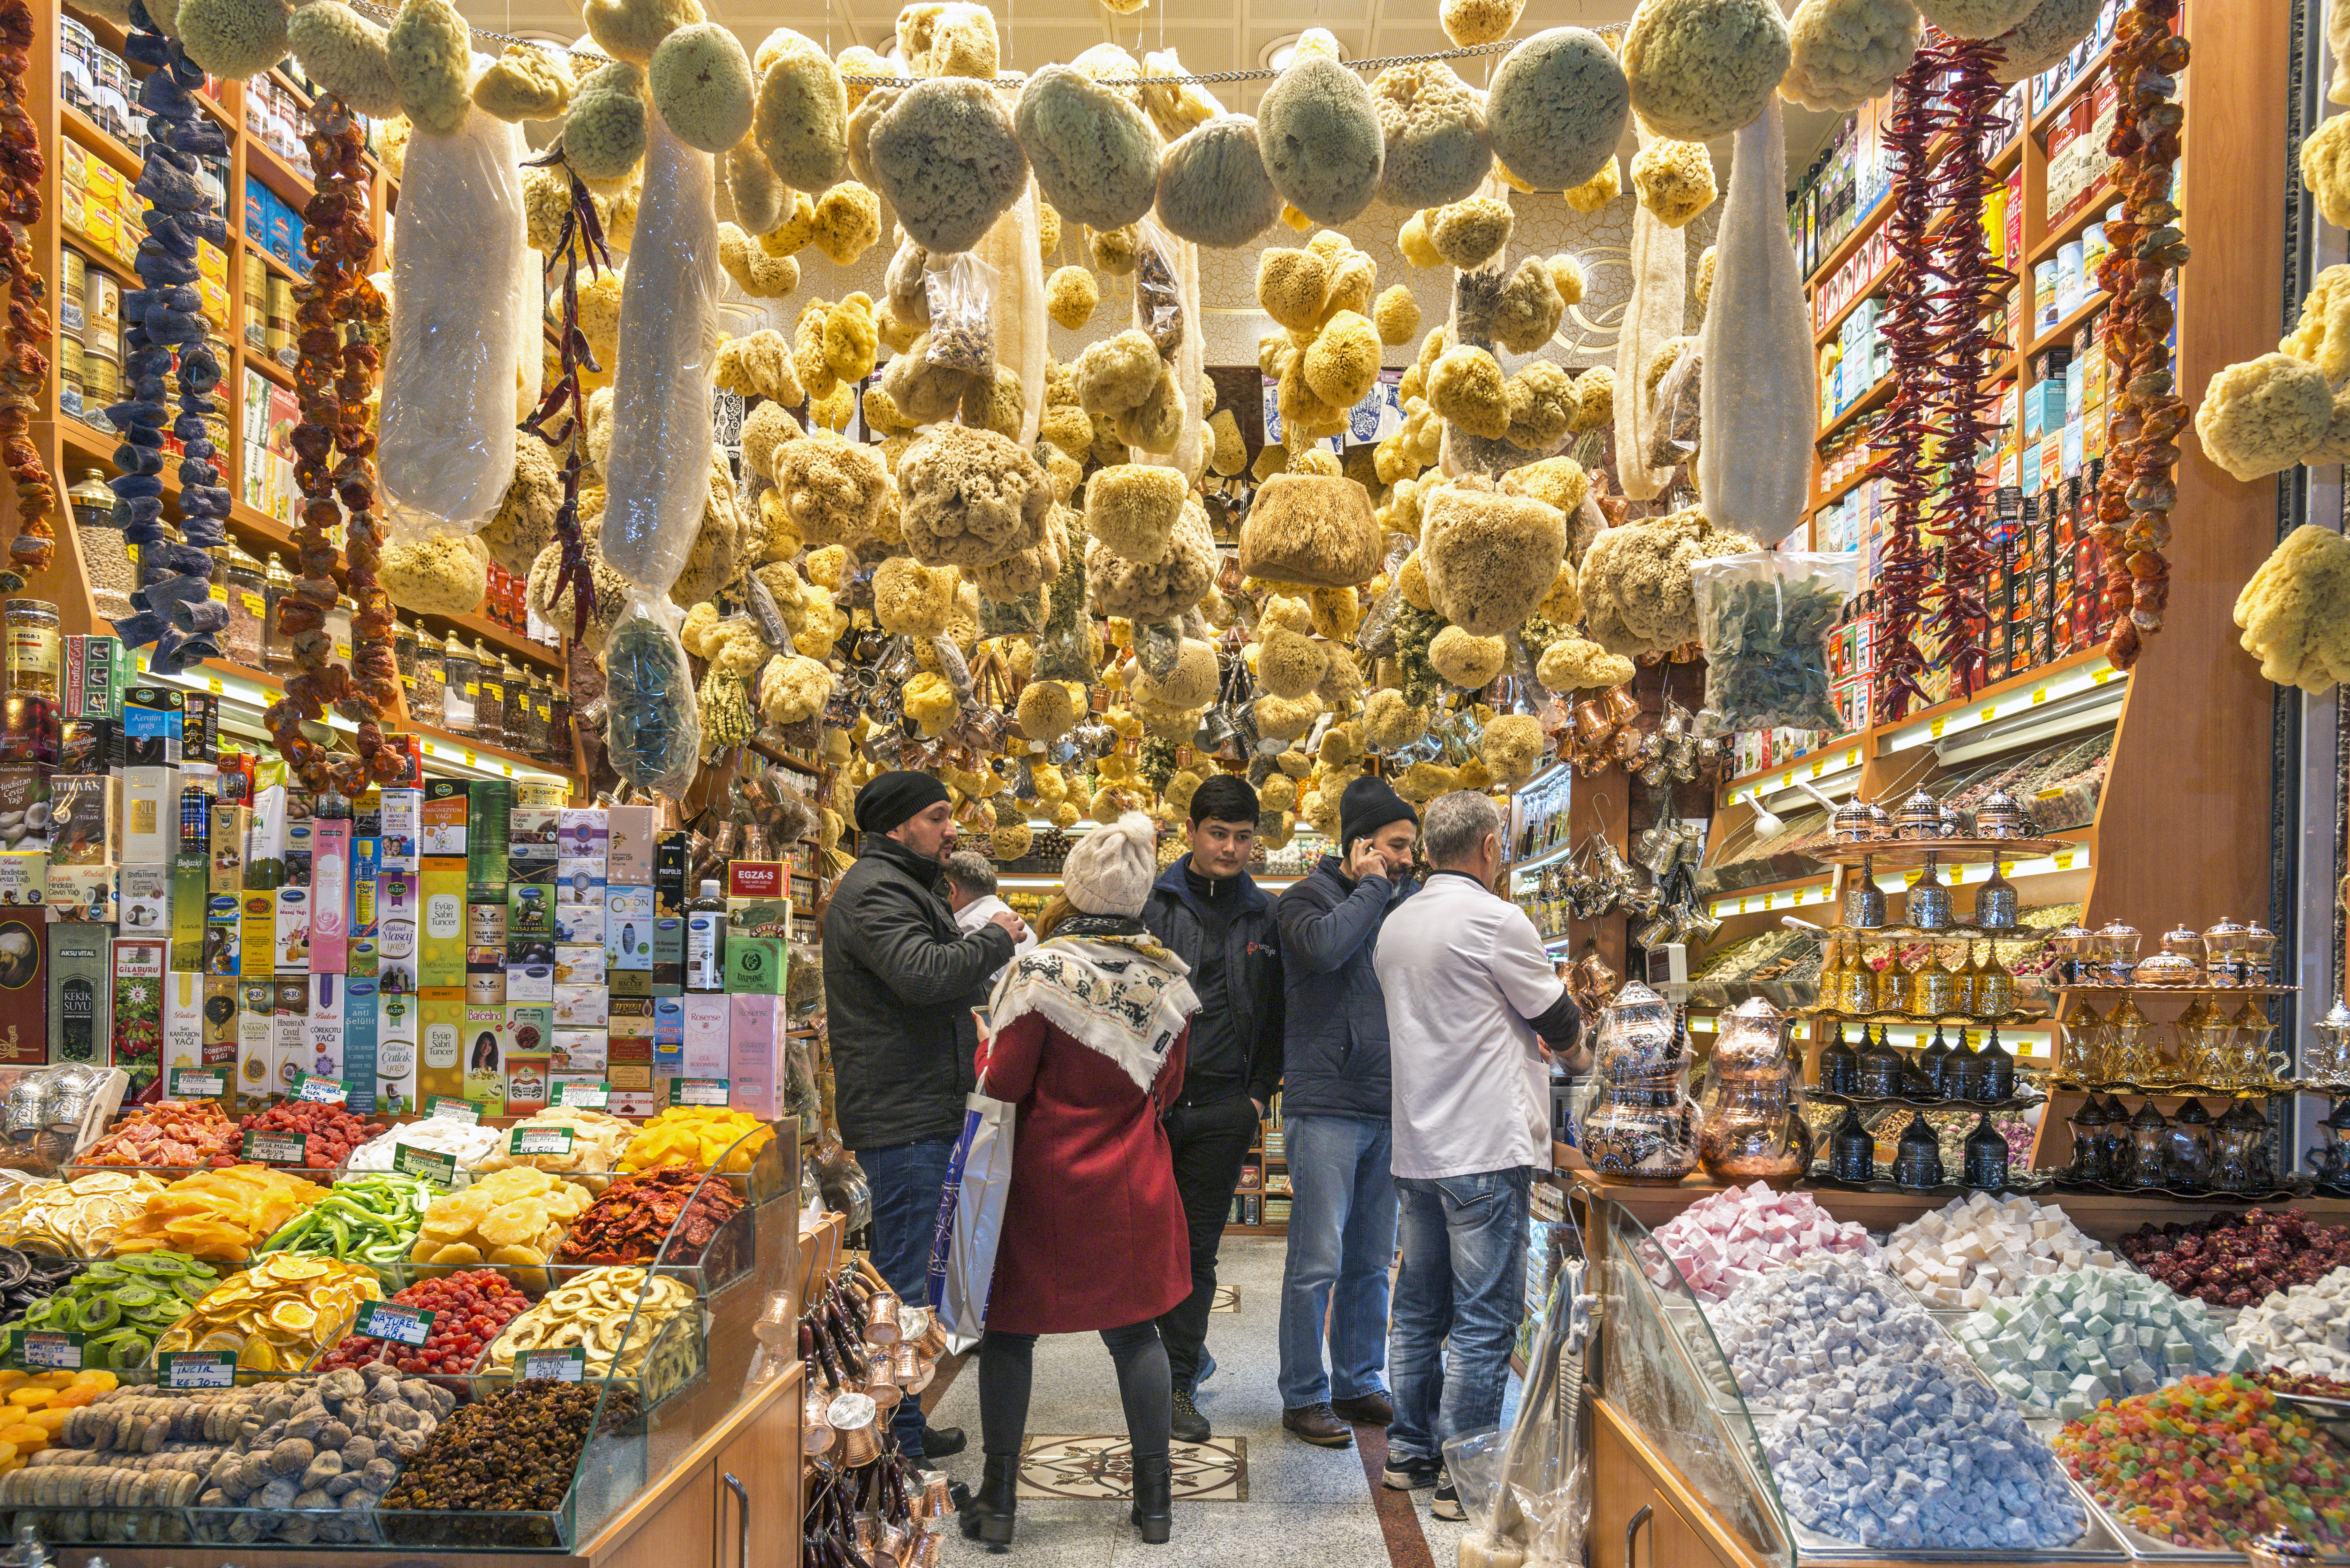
[522,155,612,643]
[2093,0,2190,671]
[0,0,56,588]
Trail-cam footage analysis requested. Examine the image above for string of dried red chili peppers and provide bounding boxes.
[2093,0,2190,671]
[0,0,54,588]
[1919,34,2014,702]
[265,102,400,795]
[521,156,611,642]
[1867,44,1948,725]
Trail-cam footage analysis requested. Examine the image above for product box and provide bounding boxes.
[51,775,115,865]
[110,937,167,1097]
[122,687,184,766]
[605,886,654,970]
[63,636,129,721]
[554,901,604,944]
[235,978,274,1108]
[507,1004,549,1060]
[118,863,169,937]
[49,924,107,1066]
[208,803,249,892]
[162,969,204,1085]
[0,851,41,910]
[46,864,114,923]
[349,838,379,980]
[122,768,177,865]
[554,944,606,984]
[606,805,655,886]
[203,893,240,975]
[301,972,347,1084]
[504,1058,549,1116]
[374,989,418,1115]
[377,872,418,994]
[247,784,287,889]
[725,861,790,941]
[272,885,311,973]
[416,991,466,1106]
[551,1028,606,1074]
[680,994,730,1080]
[466,780,513,894]
[556,861,605,902]
[509,806,558,873]
[655,831,688,916]
[725,936,787,995]
[170,851,208,971]
[0,912,44,1066]
[652,996,684,1074]
[419,859,466,989]
[551,984,608,1028]
[652,916,685,994]
[609,969,652,1000]
[727,994,784,1120]
[461,1003,506,1112]
[504,958,554,1003]
[465,958,506,1007]
[507,881,556,955]
[557,808,607,865]
[337,975,380,1115]
[310,814,351,973]
[421,781,467,858]
[379,788,421,871]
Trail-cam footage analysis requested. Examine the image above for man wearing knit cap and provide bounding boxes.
[1140,772,1285,1444]
[826,769,1028,1462]
[1271,774,1419,1448]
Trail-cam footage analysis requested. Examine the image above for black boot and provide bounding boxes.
[1130,1453,1173,1545]
[958,1453,1019,1550]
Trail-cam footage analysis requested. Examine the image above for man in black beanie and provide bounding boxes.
[1271,775,1419,1448]
[1140,771,1285,1443]
[825,770,1027,1462]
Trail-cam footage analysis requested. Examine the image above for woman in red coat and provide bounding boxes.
[960,812,1194,1552]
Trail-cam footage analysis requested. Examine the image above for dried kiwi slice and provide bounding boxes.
[76,1296,121,1333]
[109,1284,161,1310]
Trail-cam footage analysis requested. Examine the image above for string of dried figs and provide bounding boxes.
[266,103,400,795]
[2092,0,2190,671]
[0,0,56,587]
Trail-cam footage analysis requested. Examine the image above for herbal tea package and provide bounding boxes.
[1690,550,1856,735]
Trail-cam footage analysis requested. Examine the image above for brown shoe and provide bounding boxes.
[1329,1391,1395,1427]
[1282,1403,1355,1448]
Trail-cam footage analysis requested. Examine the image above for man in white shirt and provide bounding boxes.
[1371,790,1584,1521]
[944,852,1036,986]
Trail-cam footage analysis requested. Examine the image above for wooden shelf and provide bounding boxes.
[59,232,139,290]
[250,244,301,285]
[243,139,315,209]
[1817,371,1896,442]
[2030,41,2113,133]
[2027,173,2120,268]
[239,347,295,391]
[59,103,139,178]
[2022,290,2111,361]
[1810,456,1877,515]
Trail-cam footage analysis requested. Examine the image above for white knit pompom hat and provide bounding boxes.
[1061,811,1160,917]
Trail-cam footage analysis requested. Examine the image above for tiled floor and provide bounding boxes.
[927,1236,1505,1566]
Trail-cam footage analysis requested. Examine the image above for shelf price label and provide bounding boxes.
[2053,852,2077,871]
[1845,746,1861,767]
[520,1346,587,1383]
[1929,717,1948,739]
[509,1126,574,1157]
[15,1331,82,1372]
[2031,686,2050,706]
[392,1143,458,1187]
[670,1078,729,1108]
[557,1082,611,1110]
[425,1095,480,1124]
[169,1069,226,1099]
[161,1352,236,1390]
[242,1131,307,1163]
[292,1073,347,1104]
[353,1302,436,1347]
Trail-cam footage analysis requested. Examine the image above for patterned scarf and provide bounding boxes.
[986,924,1199,1093]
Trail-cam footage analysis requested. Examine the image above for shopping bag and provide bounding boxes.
[929,1022,1015,1351]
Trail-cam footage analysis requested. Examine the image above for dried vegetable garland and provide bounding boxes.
[1865,45,1943,724]
[520,157,612,643]
[1920,34,2011,703]
[107,9,232,676]
[0,0,55,587]
[266,104,401,795]
[2092,0,2190,671]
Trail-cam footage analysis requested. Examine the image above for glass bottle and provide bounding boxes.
[2065,1094,2112,1182]
[501,653,530,746]
[261,552,297,674]
[413,626,447,728]
[68,469,136,623]
[441,631,476,735]
[1886,943,1920,1018]
[1,600,61,701]
[471,640,504,748]
[1891,1115,1944,1187]
[1963,1112,2012,1188]
[2093,1092,2135,1180]
[1916,1024,1953,1098]
[1843,934,1878,1016]
[2212,1097,2273,1192]
[1910,941,1955,1018]
[1817,1020,1859,1096]
[549,680,574,769]
[1974,940,2015,1020]
[2168,1097,2215,1191]
[2107,996,2150,1082]
[1975,1026,2016,1102]
[326,594,356,676]
[1819,927,1848,1007]
[1857,1024,1907,1098]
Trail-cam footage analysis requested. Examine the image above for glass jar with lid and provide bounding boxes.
[1574,981,1701,1183]
[527,671,553,758]
[441,631,475,735]
[501,653,530,746]
[472,639,506,747]
[214,539,267,669]
[260,553,298,674]
[393,617,419,708]
[1,600,61,702]
[412,625,446,728]
[68,470,137,624]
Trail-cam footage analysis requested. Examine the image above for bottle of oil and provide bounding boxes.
[686,879,728,992]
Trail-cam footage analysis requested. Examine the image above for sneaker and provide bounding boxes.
[1171,1387,1211,1445]
[1382,1455,1441,1491]
[1430,1478,1466,1522]
[1195,1349,1218,1386]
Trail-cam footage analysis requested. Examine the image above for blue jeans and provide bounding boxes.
[1277,1114,1396,1408]
[1386,1166,1532,1467]
[860,1135,958,1458]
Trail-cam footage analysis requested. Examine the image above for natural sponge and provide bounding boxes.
[1538,634,1635,693]
[179,0,293,86]
[1257,248,1332,333]
[1087,465,1189,562]
[648,22,754,153]
[1564,156,1622,213]
[2235,524,2350,691]
[2194,352,2335,483]
[1046,266,1099,329]
[1209,410,1248,476]
[584,0,702,64]
[1632,137,1718,228]
[2304,113,2350,232]
[564,62,651,182]
[1429,626,1506,688]
[753,29,848,191]
[1781,0,1923,114]
[1073,330,1169,417]
[1017,65,1161,232]
[866,78,1028,253]
[896,1,999,80]
[383,528,490,617]
[1580,507,1761,657]
[472,39,572,123]
[1368,60,1492,208]
[1622,0,1792,141]
[287,2,402,120]
[1257,53,1387,226]
[1916,0,2037,38]
[1479,713,1546,785]
[1304,310,1382,410]
[773,433,891,547]
[1255,623,1330,699]
[1374,285,1421,345]
[1490,256,1566,354]
[1502,455,1591,518]
[1984,0,2102,84]
[898,424,1055,568]
[1088,499,1217,618]
[1421,483,1568,636]
[1017,679,1080,741]
[810,182,882,264]
[1156,115,1285,249]
[1487,29,1629,193]
[1427,195,1514,270]
[718,224,802,298]
[482,434,562,575]
[873,556,959,636]
[1429,346,1510,440]
[383,0,471,135]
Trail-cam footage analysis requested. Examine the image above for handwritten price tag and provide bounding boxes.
[425,1096,480,1124]
[557,1082,610,1110]
[292,1073,347,1104]
[161,1352,235,1390]
[509,1127,574,1157]
[520,1346,587,1383]
[169,1069,226,1099]
[670,1078,729,1108]
[242,1131,307,1163]
[17,1331,81,1371]
[353,1302,435,1347]
[392,1144,457,1187]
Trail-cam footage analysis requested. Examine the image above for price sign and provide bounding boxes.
[1979,705,1997,724]
[2031,686,2050,706]
[242,1131,307,1163]
[2093,667,2115,685]
[670,1078,729,1108]
[509,1126,574,1157]
[2054,852,2077,871]
[1929,717,1948,739]
[17,1331,82,1371]
[168,1069,226,1099]
[425,1096,480,1124]
[520,1346,587,1383]
[392,1143,458,1187]
[161,1352,236,1390]
[292,1073,347,1104]
[1844,746,1861,768]
[353,1302,436,1347]
[557,1082,611,1110]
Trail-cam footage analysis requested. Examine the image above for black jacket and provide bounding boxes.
[1140,856,1285,1108]
[822,835,1015,1150]
[1276,855,1417,1121]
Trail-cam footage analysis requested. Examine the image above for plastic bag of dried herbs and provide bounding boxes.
[1689,550,1856,736]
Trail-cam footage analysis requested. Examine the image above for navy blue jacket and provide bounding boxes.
[1275,855,1417,1120]
[1141,856,1285,1107]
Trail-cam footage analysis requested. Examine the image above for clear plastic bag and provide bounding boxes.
[601,116,722,598]
[1646,342,1702,472]
[1133,222,1186,357]
[603,591,703,793]
[923,251,998,376]
[973,185,1046,444]
[379,109,529,539]
[1690,549,1856,735]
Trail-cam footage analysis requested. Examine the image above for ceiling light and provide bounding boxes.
[1260,33,1341,71]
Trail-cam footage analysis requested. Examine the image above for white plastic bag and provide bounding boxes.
[1131,219,1205,483]
[972,181,1047,445]
[1614,123,1687,502]
[379,109,529,539]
